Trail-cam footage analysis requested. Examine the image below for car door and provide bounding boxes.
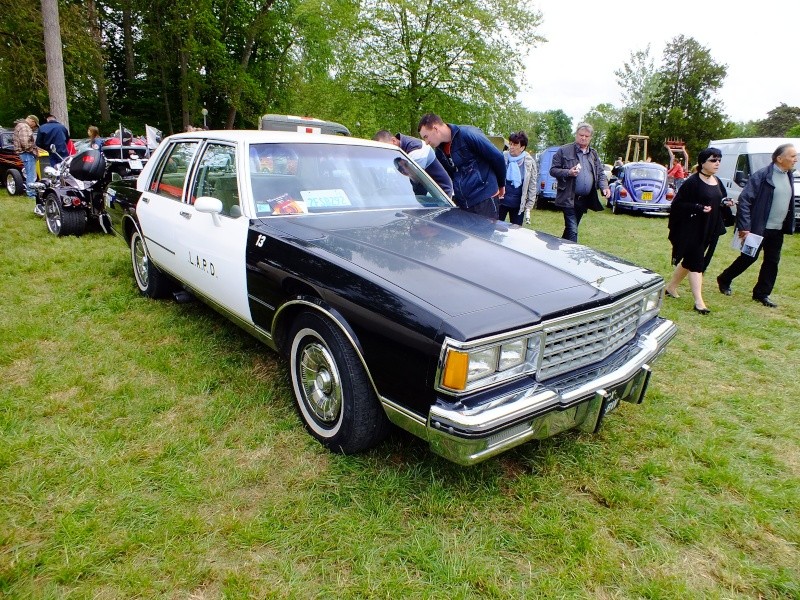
[174,142,252,324]
[137,140,201,278]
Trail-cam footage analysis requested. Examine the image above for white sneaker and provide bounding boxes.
[34,204,45,216]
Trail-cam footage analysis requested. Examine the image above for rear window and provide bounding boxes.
[627,166,665,182]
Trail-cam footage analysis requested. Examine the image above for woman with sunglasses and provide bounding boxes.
[665,147,732,314]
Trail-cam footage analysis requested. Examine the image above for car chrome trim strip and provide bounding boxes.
[183,283,276,349]
[143,235,176,256]
[248,294,275,311]
[425,317,676,465]
[274,299,383,400]
[380,398,429,441]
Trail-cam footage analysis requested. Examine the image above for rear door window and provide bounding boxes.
[151,141,200,201]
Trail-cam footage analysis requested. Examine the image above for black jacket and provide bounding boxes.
[549,143,608,211]
[736,164,795,236]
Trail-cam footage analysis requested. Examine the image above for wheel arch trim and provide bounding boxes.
[274,298,382,400]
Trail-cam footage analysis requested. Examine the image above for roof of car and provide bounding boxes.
[164,130,383,148]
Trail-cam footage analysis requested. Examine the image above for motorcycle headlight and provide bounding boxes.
[439,334,542,393]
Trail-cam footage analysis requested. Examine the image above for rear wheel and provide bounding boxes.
[44,192,86,236]
[130,229,174,298]
[6,169,24,195]
[289,311,390,454]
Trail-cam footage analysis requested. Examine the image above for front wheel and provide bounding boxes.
[6,169,24,195]
[289,311,390,454]
[130,229,174,298]
[44,192,86,236]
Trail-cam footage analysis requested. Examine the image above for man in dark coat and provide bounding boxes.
[716,143,797,307]
[36,113,71,167]
[549,123,610,242]
[373,130,453,197]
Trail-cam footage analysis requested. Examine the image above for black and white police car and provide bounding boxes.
[104,129,676,465]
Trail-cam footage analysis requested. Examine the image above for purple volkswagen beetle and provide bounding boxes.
[607,161,674,216]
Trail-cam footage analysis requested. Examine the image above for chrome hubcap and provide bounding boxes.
[134,238,149,287]
[299,342,342,424]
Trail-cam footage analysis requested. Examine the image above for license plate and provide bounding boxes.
[583,366,652,434]
[129,158,143,170]
[641,191,653,201]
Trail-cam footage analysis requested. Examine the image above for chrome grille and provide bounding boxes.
[538,301,641,381]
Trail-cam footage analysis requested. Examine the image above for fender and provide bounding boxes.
[273,296,379,397]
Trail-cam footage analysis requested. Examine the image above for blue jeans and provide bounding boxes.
[561,197,588,242]
[20,152,37,197]
[498,205,524,225]
[463,197,498,220]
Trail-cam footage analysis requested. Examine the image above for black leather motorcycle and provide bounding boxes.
[33,146,113,237]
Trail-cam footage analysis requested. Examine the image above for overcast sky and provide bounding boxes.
[518,1,799,126]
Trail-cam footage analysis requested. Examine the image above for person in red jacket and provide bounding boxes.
[667,158,686,190]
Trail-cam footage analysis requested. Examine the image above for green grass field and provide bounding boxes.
[1,192,799,599]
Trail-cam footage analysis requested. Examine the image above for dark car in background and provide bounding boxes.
[104,130,677,465]
[1,127,27,195]
[0,127,50,195]
[608,161,673,216]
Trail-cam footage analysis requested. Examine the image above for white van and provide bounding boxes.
[709,138,800,223]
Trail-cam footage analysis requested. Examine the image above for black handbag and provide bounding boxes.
[720,202,735,227]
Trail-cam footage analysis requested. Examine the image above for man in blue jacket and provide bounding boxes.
[716,143,797,307]
[35,113,71,167]
[418,114,505,219]
[373,130,453,197]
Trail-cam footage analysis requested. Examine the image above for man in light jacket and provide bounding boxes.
[13,115,39,204]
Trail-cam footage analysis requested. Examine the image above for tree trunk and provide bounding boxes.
[180,50,190,131]
[40,0,69,130]
[87,0,111,122]
[123,0,135,83]
[224,0,277,129]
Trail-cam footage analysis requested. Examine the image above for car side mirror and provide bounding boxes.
[733,170,747,187]
[194,196,224,226]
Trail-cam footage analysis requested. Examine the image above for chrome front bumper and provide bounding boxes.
[384,317,677,465]
[615,200,670,215]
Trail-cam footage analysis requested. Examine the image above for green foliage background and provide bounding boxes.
[0,1,798,156]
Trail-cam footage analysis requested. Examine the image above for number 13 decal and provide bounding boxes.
[255,234,266,247]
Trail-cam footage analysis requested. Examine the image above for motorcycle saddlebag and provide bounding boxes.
[69,149,107,181]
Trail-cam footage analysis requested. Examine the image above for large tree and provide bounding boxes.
[614,45,659,138]
[605,36,729,165]
[340,0,543,134]
[755,103,800,137]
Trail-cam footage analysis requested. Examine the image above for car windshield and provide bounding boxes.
[248,143,452,216]
[627,166,665,182]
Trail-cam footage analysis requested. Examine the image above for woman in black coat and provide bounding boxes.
[665,147,733,314]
